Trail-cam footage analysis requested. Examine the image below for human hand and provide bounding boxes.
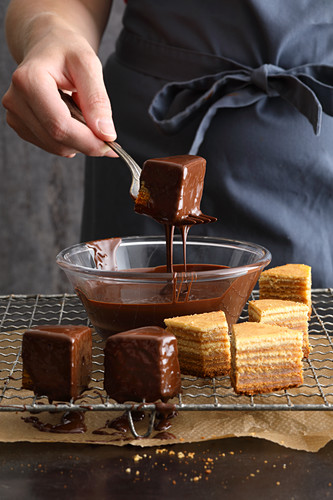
[2,21,117,158]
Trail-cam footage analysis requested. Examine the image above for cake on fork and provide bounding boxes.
[248,298,310,358]
[164,310,230,378]
[134,155,216,226]
[230,322,303,395]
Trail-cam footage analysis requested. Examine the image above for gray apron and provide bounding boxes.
[82,0,333,287]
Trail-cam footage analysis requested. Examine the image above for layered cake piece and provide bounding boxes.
[230,322,303,395]
[248,299,310,358]
[104,326,181,403]
[259,264,312,318]
[22,325,92,402]
[134,155,215,225]
[164,311,231,378]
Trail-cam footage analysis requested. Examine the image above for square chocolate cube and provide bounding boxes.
[104,326,181,403]
[134,155,206,225]
[22,325,92,402]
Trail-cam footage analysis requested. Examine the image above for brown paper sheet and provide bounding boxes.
[1,407,333,453]
[1,333,333,452]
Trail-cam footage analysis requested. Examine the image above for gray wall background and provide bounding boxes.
[0,0,125,294]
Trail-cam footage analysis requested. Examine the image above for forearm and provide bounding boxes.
[5,0,112,63]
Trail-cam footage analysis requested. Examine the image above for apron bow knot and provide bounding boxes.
[149,58,333,154]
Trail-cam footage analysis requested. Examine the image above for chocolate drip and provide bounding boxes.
[153,431,177,440]
[135,155,216,273]
[92,410,145,436]
[154,402,178,431]
[22,411,86,434]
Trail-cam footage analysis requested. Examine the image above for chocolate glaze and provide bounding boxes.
[77,263,260,337]
[22,411,86,434]
[75,154,262,336]
[104,326,181,403]
[135,155,208,226]
[107,411,145,432]
[154,402,178,432]
[22,325,92,402]
[86,238,121,270]
[134,155,216,272]
[92,410,145,436]
[153,431,177,440]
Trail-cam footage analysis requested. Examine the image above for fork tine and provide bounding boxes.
[199,214,218,223]
[180,213,217,225]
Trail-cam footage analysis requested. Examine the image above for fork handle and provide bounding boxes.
[59,90,141,198]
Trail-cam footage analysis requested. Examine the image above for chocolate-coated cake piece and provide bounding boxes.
[22,325,92,402]
[134,155,206,225]
[104,326,181,403]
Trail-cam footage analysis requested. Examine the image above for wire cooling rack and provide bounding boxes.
[1,290,333,419]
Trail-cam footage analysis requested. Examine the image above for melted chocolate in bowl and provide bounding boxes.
[57,155,270,337]
[75,262,262,339]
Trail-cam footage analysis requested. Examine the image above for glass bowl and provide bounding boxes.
[56,235,271,338]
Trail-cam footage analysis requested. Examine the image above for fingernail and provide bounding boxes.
[65,153,77,158]
[104,149,118,158]
[97,119,116,139]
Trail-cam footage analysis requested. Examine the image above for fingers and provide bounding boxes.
[66,50,117,142]
[2,48,118,158]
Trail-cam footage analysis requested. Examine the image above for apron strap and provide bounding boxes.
[149,63,333,154]
[116,30,333,155]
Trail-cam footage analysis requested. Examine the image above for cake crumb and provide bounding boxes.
[133,454,143,462]
[276,481,280,486]
[177,452,185,459]
[187,452,195,459]
[136,471,140,476]
[156,448,168,454]
[125,468,131,474]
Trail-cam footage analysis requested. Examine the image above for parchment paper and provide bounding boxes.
[1,407,332,452]
[1,334,332,452]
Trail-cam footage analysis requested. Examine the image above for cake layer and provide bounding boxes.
[165,310,229,332]
[230,372,303,395]
[248,298,310,358]
[165,310,230,377]
[230,322,303,395]
[259,263,312,318]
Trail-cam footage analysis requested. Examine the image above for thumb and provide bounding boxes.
[71,54,117,142]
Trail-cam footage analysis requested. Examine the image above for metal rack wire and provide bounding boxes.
[1,290,333,419]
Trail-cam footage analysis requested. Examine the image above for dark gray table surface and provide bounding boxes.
[0,437,332,500]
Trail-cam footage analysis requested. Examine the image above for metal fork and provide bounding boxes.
[59,90,216,225]
[59,90,141,199]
